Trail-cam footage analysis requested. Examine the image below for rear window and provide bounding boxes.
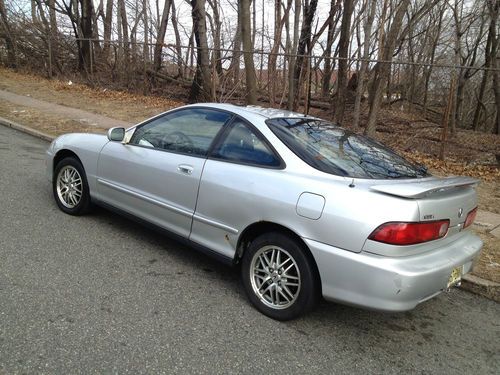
[266,118,428,179]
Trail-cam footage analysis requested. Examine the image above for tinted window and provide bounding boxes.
[267,118,428,179]
[129,108,231,157]
[211,119,281,167]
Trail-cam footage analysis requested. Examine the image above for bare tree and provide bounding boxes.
[352,0,377,129]
[268,0,292,105]
[189,0,213,102]
[365,0,411,137]
[422,4,445,116]
[240,0,257,104]
[333,0,354,124]
[486,0,500,134]
[291,0,318,110]
[171,0,184,78]
[0,0,15,67]
[287,0,301,110]
[153,0,172,72]
[207,0,223,76]
[321,0,342,98]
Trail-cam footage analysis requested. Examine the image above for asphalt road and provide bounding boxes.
[0,125,498,374]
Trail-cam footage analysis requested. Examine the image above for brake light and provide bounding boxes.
[464,208,477,228]
[368,220,450,245]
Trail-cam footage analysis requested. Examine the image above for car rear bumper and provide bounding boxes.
[305,231,483,312]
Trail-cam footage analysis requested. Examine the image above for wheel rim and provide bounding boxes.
[56,166,83,209]
[250,245,301,310]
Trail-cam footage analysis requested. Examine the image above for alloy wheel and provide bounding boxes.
[249,245,301,310]
[56,165,83,208]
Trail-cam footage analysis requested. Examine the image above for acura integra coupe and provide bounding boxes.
[47,104,482,320]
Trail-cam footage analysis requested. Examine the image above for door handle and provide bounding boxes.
[177,164,193,175]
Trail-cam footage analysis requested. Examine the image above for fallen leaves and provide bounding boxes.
[50,80,182,109]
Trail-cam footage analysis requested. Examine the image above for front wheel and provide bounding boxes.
[241,232,320,320]
[53,157,91,215]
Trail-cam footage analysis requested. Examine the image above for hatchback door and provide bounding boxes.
[96,108,232,238]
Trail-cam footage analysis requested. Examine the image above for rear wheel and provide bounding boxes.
[241,232,319,320]
[53,157,91,215]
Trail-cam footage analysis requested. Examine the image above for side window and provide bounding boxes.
[211,119,281,167]
[129,108,231,157]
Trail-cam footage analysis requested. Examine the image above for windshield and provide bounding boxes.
[266,118,428,179]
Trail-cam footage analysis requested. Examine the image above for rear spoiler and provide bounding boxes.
[370,176,479,199]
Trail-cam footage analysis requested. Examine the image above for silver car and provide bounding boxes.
[46,104,482,320]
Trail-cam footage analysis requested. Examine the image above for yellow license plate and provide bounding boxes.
[447,266,462,288]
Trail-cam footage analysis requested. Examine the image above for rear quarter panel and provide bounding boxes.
[191,160,421,258]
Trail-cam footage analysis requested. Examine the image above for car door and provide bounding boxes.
[190,117,284,258]
[96,107,232,238]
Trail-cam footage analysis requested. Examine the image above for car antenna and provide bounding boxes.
[349,178,355,188]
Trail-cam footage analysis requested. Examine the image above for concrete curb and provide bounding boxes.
[0,116,54,142]
[1,116,498,304]
[461,274,499,302]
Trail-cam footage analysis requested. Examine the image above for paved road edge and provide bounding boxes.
[0,116,54,142]
[0,115,498,304]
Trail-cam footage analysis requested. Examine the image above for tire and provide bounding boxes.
[241,232,320,320]
[53,157,91,215]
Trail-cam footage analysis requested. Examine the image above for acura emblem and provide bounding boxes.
[458,208,464,218]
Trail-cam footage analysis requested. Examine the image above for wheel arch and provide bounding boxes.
[235,221,322,293]
[53,149,84,173]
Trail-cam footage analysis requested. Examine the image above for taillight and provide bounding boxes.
[464,207,477,228]
[368,220,450,245]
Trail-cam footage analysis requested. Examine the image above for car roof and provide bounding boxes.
[186,103,312,120]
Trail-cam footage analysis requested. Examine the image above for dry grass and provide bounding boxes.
[0,67,183,123]
[0,100,108,136]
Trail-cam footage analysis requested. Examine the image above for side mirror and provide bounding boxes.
[107,127,125,142]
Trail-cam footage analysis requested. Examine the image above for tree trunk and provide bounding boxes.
[287,0,301,110]
[487,0,500,134]
[208,0,223,76]
[321,0,341,98]
[228,8,242,83]
[117,0,130,71]
[48,0,58,73]
[102,0,113,60]
[365,0,410,137]
[171,0,183,78]
[333,0,354,124]
[291,0,318,110]
[0,0,15,67]
[80,0,94,72]
[493,62,500,135]
[189,0,213,102]
[422,5,444,115]
[153,0,172,72]
[473,0,498,132]
[352,0,377,129]
[240,0,257,104]
[143,0,149,63]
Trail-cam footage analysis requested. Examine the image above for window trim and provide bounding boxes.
[208,115,286,170]
[125,107,235,159]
